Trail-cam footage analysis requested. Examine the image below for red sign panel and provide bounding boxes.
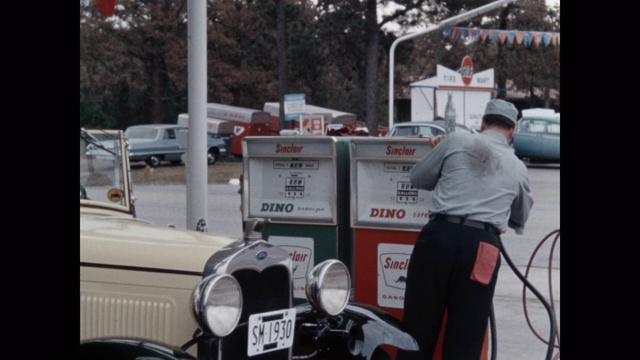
[460,56,474,85]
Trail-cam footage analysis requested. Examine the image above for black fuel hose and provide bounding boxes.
[497,237,557,360]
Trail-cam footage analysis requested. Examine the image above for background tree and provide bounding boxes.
[80,0,188,128]
[80,0,560,131]
[276,0,288,129]
[206,0,277,107]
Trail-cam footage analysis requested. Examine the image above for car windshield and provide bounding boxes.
[126,127,159,139]
[394,127,416,136]
[80,129,132,212]
[519,119,560,134]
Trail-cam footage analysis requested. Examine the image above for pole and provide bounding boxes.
[388,0,517,128]
[186,0,208,231]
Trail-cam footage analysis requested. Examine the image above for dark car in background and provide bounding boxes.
[384,120,477,137]
[513,109,560,163]
[125,124,227,167]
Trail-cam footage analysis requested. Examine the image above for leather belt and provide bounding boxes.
[429,214,501,236]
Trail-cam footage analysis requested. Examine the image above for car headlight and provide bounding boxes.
[305,259,351,316]
[192,274,243,338]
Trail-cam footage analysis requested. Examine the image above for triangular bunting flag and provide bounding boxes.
[452,27,460,41]
[442,26,559,47]
[532,33,540,47]
[542,33,551,47]
[498,31,507,44]
[488,31,497,43]
[480,30,489,42]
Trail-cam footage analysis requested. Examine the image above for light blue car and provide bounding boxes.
[513,110,560,163]
[125,124,227,167]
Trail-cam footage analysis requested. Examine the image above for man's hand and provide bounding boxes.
[429,135,445,147]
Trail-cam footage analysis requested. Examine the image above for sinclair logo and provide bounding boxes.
[377,243,414,309]
[460,56,474,85]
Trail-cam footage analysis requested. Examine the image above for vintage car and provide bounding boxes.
[124,124,228,167]
[512,108,560,163]
[383,120,477,137]
[79,128,419,360]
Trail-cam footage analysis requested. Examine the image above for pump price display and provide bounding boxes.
[285,177,305,198]
[384,163,414,172]
[397,182,418,203]
[273,160,319,169]
[248,308,296,356]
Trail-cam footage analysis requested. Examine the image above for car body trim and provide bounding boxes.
[80,262,203,277]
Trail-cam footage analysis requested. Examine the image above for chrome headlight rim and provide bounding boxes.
[305,259,351,316]
[192,274,243,338]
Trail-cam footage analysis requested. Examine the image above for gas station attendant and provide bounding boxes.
[396,99,534,359]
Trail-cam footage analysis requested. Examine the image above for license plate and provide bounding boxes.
[247,308,296,357]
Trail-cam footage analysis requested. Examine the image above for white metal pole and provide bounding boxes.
[388,0,517,129]
[186,0,208,231]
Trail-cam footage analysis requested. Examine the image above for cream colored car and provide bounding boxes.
[79,129,418,360]
[81,129,237,355]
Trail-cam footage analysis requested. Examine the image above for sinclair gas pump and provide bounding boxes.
[349,137,433,321]
[242,136,351,303]
[349,137,490,360]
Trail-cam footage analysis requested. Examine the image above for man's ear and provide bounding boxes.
[508,127,516,142]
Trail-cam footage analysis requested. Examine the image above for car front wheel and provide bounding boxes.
[146,155,162,168]
[207,150,217,165]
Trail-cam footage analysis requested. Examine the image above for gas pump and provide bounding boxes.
[349,137,432,320]
[349,137,491,360]
[241,136,351,304]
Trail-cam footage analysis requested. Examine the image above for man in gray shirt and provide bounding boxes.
[397,99,533,360]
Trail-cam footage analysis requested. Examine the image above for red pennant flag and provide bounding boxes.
[498,31,507,44]
[97,0,116,17]
[480,30,489,43]
[533,33,540,47]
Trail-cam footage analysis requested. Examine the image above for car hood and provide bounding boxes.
[80,216,238,274]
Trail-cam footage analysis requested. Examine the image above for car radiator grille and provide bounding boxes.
[215,266,291,360]
[80,294,174,343]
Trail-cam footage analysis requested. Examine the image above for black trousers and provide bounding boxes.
[397,219,501,360]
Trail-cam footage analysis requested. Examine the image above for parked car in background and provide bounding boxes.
[124,124,227,167]
[384,120,477,137]
[80,128,419,360]
[513,108,560,163]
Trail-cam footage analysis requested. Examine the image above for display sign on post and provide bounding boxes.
[300,115,324,135]
[284,93,305,121]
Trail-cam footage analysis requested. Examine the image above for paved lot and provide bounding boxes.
[133,164,560,359]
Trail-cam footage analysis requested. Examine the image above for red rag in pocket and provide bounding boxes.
[470,242,499,286]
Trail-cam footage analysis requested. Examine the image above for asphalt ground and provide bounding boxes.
[133,163,560,359]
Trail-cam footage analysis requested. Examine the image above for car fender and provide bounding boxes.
[79,337,198,360]
[294,302,419,359]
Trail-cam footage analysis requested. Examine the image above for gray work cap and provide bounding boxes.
[484,99,518,125]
